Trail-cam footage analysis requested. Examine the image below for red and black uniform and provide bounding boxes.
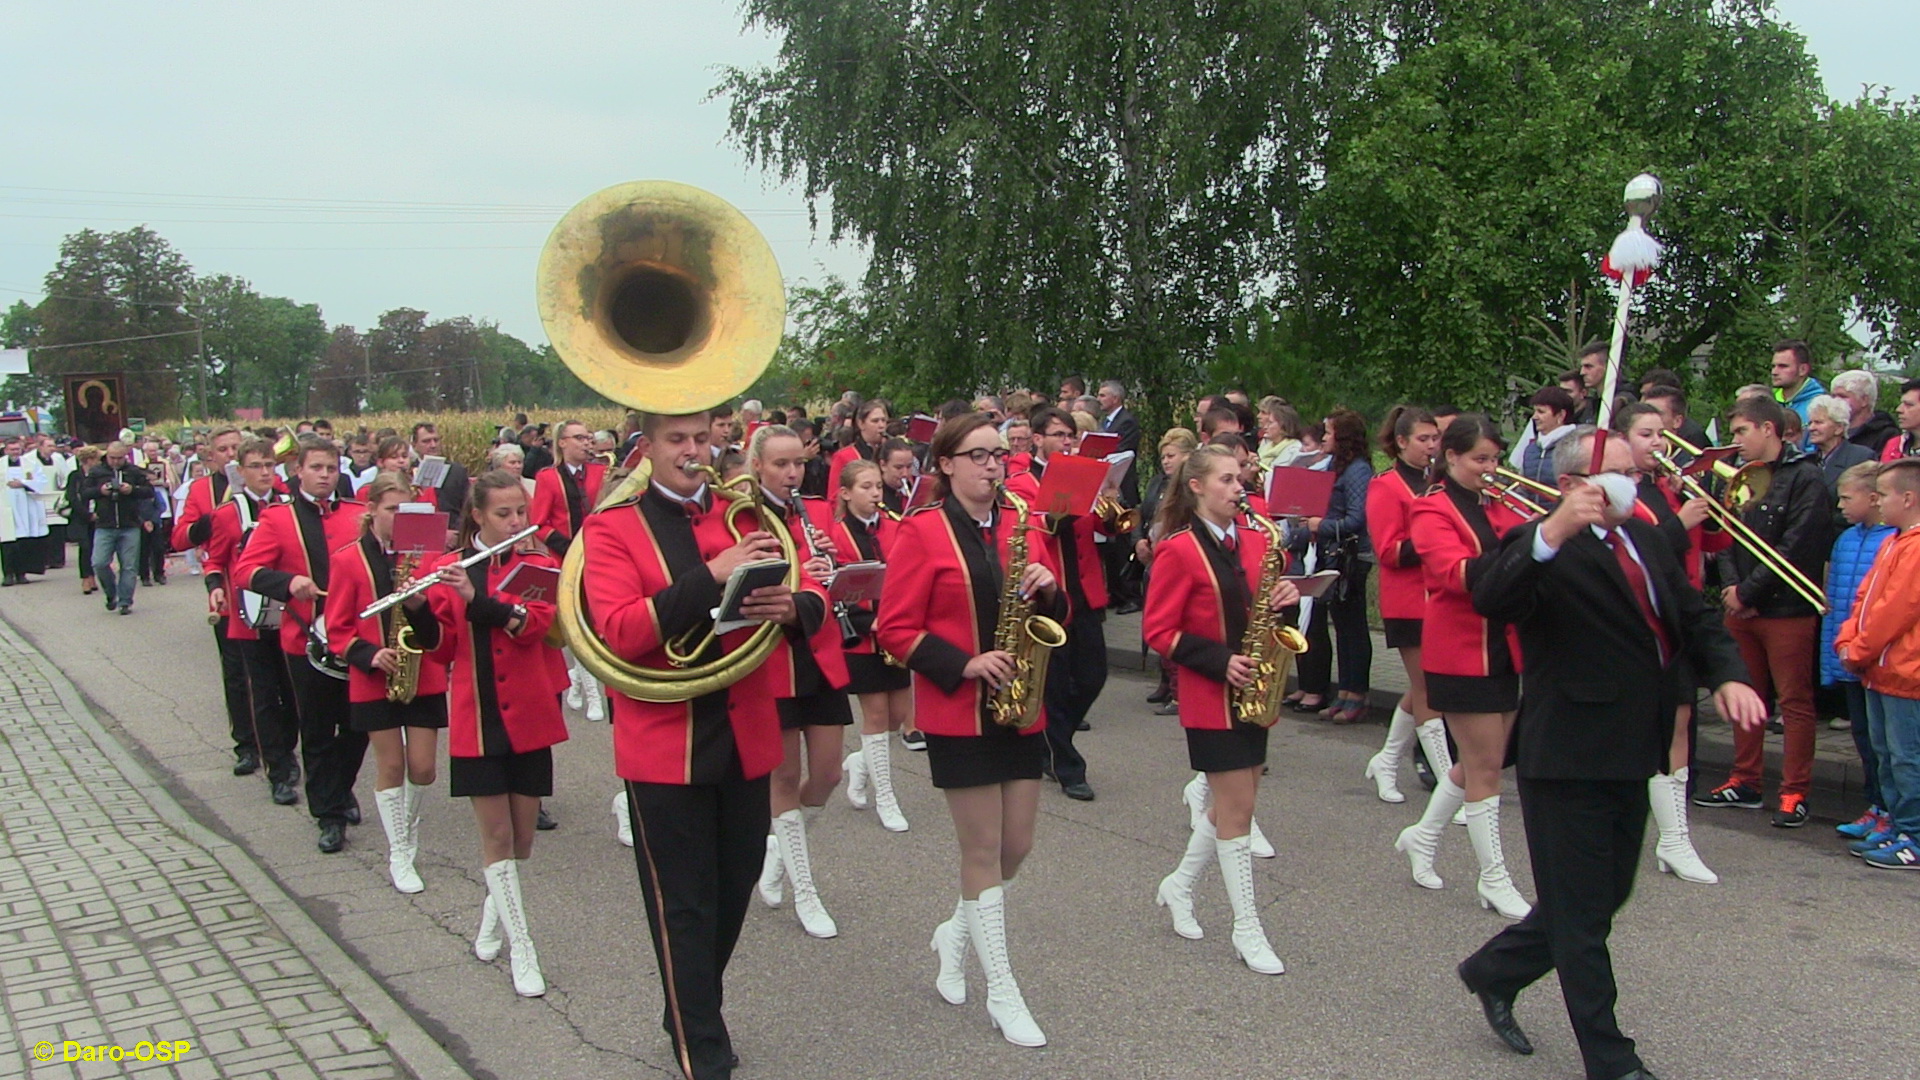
[529,460,607,555]
[1367,460,1430,649]
[170,470,230,553]
[759,491,849,730]
[1635,475,1725,590]
[171,469,259,771]
[874,495,1068,789]
[1142,519,1283,772]
[324,533,449,732]
[426,544,570,798]
[1011,457,1109,789]
[827,438,883,500]
[200,487,297,785]
[1411,477,1527,714]
[232,492,369,826]
[810,501,909,695]
[579,481,788,1080]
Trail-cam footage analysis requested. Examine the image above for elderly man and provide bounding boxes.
[1809,395,1875,502]
[1831,369,1898,455]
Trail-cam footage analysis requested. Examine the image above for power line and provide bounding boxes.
[28,329,199,350]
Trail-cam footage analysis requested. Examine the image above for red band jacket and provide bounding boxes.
[759,493,847,697]
[1410,478,1526,679]
[827,440,884,500]
[1008,459,1112,615]
[425,545,570,758]
[1142,521,1274,731]
[171,471,230,552]
[325,532,450,705]
[1367,462,1430,621]
[809,502,899,656]
[874,496,1068,737]
[581,485,794,785]
[199,488,280,642]
[529,461,607,551]
[232,494,368,655]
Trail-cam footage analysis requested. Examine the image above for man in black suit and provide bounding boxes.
[1095,379,1144,612]
[410,422,470,517]
[1460,427,1764,1080]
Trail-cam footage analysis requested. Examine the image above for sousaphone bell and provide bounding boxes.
[538,181,799,702]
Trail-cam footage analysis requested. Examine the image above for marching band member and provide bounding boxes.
[880,437,919,520]
[200,437,298,806]
[170,426,258,777]
[1142,444,1300,974]
[326,473,449,895]
[1396,415,1533,919]
[1616,404,1721,883]
[530,418,610,723]
[875,413,1065,1048]
[233,436,369,854]
[426,470,570,997]
[583,410,802,1080]
[746,425,850,940]
[1362,406,1445,802]
[1009,406,1105,802]
[828,399,891,497]
[825,458,913,832]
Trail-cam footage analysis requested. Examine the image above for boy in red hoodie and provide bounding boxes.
[1836,457,1920,868]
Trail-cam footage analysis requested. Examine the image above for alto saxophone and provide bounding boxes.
[987,484,1068,727]
[1233,497,1309,728]
[385,553,424,704]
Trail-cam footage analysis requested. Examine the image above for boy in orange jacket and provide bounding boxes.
[1836,457,1920,868]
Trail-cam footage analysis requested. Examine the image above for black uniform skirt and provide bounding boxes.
[777,688,854,730]
[1186,721,1270,773]
[1426,672,1519,714]
[350,691,449,733]
[845,652,911,695]
[1382,617,1423,650]
[449,747,554,799]
[924,725,1046,789]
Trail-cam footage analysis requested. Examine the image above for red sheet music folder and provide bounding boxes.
[1264,466,1336,519]
[1032,455,1109,517]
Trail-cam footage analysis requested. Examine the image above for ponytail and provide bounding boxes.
[1377,404,1435,458]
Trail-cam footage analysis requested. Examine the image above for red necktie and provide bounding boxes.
[1221,528,1237,553]
[1606,530,1671,664]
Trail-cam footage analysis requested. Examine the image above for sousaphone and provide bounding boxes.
[538,181,797,702]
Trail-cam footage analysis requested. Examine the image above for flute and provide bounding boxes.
[358,526,539,619]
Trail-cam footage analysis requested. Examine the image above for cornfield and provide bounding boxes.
[259,409,629,474]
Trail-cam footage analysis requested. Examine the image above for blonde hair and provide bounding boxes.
[836,458,882,519]
[1158,427,1199,455]
[1839,461,1880,493]
[358,472,412,535]
[1154,445,1238,539]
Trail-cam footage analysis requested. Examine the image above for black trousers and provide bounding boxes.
[1100,540,1138,606]
[281,651,367,825]
[238,634,299,784]
[74,523,93,581]
[1461,776,1648,1080]
[624,764,771,1080]
[213,622,252,755]
[1296,561,1373,696]
[140,521,168,581]
[1042,608,1105,786]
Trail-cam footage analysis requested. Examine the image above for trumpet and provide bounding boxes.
[1648,449,1827,614]
[1093,494,1140,533]
[1489,468,1558,518]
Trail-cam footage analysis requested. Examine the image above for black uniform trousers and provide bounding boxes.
[281,651,367,825]
[237,633,299,784]
[1042,608,1105,787]
[1460,776,1649,1080]
[624,762,771,1080]
[213,622,252,755]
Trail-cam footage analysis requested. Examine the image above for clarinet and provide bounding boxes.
[800,513,863,648]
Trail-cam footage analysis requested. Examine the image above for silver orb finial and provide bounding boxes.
[1624,174,1662,218]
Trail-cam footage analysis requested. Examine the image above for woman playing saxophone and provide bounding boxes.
[875,413,1065,1049]
[1141,444,1301,975]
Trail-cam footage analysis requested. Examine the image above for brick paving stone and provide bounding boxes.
[0,630,410,1080]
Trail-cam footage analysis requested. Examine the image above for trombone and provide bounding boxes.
[1647,448,1828,614]
[1661,430,1771,511]
[1489,467,1558,518]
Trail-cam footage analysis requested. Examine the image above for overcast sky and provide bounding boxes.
[1,1,1912,345]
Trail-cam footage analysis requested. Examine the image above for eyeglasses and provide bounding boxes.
[956,448,1011,466]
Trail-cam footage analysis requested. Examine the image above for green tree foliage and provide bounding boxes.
[1301,0,1920,415]
[0,301,60,421]
[32,226,195,419]
[718,0,1362,434]
[189,275,328,418]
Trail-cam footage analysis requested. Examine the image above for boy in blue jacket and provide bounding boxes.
[1825,461,1896,840]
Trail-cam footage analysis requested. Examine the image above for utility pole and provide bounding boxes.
[182,297,207,420]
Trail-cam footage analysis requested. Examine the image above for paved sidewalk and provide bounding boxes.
[0,622,463,1080]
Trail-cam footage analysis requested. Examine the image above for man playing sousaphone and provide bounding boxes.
[582,410,809,1080]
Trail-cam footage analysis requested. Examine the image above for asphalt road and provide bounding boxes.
[2,566,1906,1080]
